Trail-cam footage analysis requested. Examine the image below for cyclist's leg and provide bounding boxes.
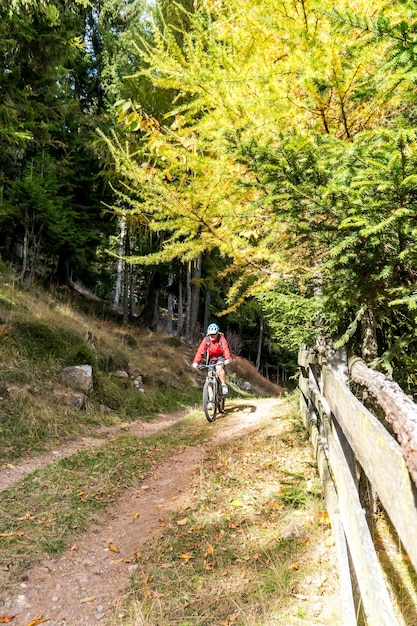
[216,358,228,395]
[215,359,226,383]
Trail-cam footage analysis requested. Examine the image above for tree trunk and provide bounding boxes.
[151,288,159,332]
[203,289,211,332]
[140,270,161,330]
[122,229,130,325]
[177,266,184,337]
[185,262,192,341]
[361,305,378,362]
[166,271,174,335]
[256,315,263,371]
[114,214,126,307]
[19,229,28,282]
[190,255,201,340]
[349,356,417,487]
[129,260,135,320]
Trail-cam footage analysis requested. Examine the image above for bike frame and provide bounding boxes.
[200,362,225,422]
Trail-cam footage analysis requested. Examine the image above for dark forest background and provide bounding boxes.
[2,0,417,392]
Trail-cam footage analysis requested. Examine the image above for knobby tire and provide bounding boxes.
[218,392,225,414]
[203,380,217,422]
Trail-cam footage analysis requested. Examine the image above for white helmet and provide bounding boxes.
[207,323,219,335]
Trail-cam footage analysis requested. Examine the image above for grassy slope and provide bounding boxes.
[0,270,286,463]
[0,274,201,461]
[0,271,344,625]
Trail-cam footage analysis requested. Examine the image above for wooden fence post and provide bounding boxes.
[298,346,417,625]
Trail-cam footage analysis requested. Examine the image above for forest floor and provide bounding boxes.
[0,396,342,626]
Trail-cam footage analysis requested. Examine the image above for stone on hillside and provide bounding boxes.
[53,389,87,410]
[61,364,93,392]
[127,363,143,379]
[114,370,129,379]
[133,376,145,393]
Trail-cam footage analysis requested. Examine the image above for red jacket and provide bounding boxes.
[193,333,232,365]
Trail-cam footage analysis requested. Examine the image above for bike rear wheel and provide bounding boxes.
[217,391,225,414]
[203,380,217,422]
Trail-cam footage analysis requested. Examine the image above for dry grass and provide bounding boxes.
[229,357,286,397]
[109,397,342,626]
[374,509,417,626]
[0,415,208,589]
[0,278,199,460]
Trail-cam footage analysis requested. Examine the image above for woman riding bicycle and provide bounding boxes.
[192,323,232,394]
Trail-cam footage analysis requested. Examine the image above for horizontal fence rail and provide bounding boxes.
[298,347,417,626]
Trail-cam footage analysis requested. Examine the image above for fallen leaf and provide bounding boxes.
[179,552,194,560]
[18,511,34,521]
[133,512,140,519]
[0,617,15,624]
[288,561,300,570]
[159,519,166,527]
[190,525,202,533]
[228,521,240,528]
[0,533,15,538]
[80,596,96,604]
[27,618,49,625]
[315,575,328,588]
[205,544,214,556]
[325,535,335,547]
[220,613,238,625]
[108,543,120,553]
[177,518,188,526]
[316,510,330,525]
[142,579,152,599]
[230,499,244,507]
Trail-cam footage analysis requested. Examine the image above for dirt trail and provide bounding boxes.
[0,408,192,494]
[0,399,284,625]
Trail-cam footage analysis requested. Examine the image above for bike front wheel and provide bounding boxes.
[203,380,217,422]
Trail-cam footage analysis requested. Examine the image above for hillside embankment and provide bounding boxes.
[0,278,340,625]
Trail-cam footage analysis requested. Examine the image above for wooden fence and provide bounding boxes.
[298,346,417,626]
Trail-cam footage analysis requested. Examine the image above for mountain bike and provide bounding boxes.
[199,362,225,422]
